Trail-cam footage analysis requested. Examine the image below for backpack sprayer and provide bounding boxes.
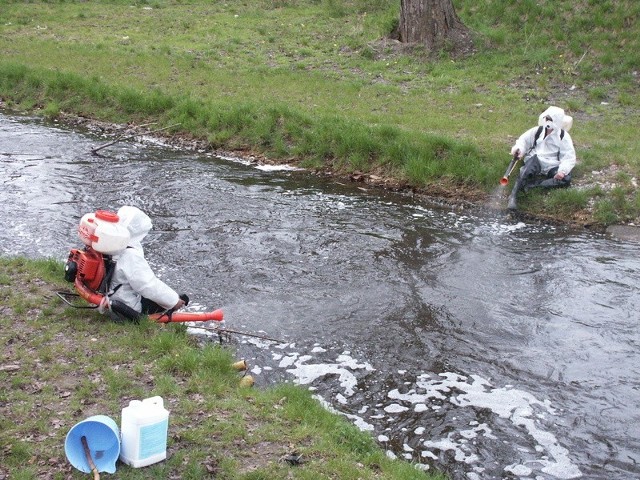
[58,210,223,324]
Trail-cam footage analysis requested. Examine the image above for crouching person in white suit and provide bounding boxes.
[508,106,577,211]
[107,205,187,321]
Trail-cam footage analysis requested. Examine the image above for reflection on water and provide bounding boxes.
[1,111,639,479]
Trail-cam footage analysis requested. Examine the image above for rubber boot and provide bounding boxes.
[537,177,568,189]
[507,178,522,210]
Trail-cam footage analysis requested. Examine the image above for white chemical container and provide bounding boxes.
[78,212,97,246]
[119,396,169,468]
[90,210,130,255]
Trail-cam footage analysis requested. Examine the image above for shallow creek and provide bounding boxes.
[1,112,639,480]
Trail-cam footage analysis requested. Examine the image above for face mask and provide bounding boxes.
[545,120,554,130]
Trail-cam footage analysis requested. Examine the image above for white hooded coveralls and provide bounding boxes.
[511,106,576,176]
[108,206,180,313]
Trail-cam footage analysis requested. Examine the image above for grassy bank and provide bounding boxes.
[0,0,639,226]
[0,257,442,479]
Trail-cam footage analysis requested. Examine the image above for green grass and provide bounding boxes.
[0,0,638,225]
[0,256,442,479]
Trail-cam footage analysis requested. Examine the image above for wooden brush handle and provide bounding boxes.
[80,436,100,480]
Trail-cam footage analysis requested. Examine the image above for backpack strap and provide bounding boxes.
[98,255,116,295]
[533,125,544,143]
[534,125,565,143]
[102,246,135,296]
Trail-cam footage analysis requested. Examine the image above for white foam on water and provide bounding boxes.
[446,374,581,479]
[387,372,582,479]
[350,415,375,432]
[505,463,533,476]
[488,221,528,234]
[254,164,304,172]
[313,394,374,432]
[244,337,288,350]
[423,435,481,465]
[285,352,374,397]
[421,450,438,460]
[384,403,409,413]
[277,352,299,368]
[239,340,581,479]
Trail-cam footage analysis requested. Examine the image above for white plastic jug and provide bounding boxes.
[120,396,170,468]
[90,210,130,255]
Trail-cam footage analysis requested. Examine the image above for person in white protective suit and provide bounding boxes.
[507,106,576,210]
[107,206,186,320]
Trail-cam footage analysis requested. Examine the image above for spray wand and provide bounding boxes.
[500,153,521,186]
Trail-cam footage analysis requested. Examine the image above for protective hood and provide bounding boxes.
[538,106,573,132]
[117,205,152,250]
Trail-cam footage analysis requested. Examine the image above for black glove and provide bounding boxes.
[179,293,190,307]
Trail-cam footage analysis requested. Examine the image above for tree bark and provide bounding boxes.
[399,0,473,56]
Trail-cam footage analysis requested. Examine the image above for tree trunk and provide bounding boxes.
[399,0,473,56]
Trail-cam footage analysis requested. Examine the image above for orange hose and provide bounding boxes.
[74,279,224,323]
[150,308,224,323]
[74,277,103,306]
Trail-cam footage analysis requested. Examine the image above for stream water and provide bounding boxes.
[1,111,639,480]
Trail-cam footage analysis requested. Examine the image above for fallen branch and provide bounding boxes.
[574,50,588,67]
[90,123,181,155]
[189,325,286,343]
[1,152,45,156]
